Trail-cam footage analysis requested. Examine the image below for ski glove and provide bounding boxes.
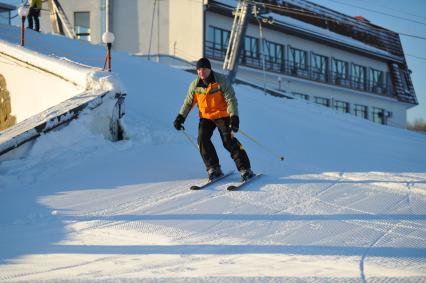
[230,115,239,133]
[174,114,185,131]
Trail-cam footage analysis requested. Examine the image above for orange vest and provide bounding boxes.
[193,82,230,120]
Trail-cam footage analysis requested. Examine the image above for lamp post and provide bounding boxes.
[102,32,115,72]
[18,5,29,47]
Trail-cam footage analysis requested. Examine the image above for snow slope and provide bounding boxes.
[0,24,426,282]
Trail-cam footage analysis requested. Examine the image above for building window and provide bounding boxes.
[372,107,391,125]
[74,12,90,41]
[314,97,330,107]
[206,26,230,60]
[354,104,368,119]
[352,63,367,91]
[293,92,309,100]
[311,53,328,82]
[370,68,385,94]
[331,58,348,86]
[263,40,284,72]
[334,100,349,113]
[0,10,11,25]
[242,36,260,66]
[289,46,307,74]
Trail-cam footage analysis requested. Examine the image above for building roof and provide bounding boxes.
[0,2,16,10]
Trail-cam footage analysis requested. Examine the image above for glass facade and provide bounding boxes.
[352,63,367,91]
[331,58,348,85]
[289,47,307,72]
[206,26,230,60]
[74,12,90,41]
[372,107,386,124]
[354,104,368,119]
[293,92,309,100]
[311,53,328,82]
[314,97,330,107]
[370,68,384,93]
[243,36,259,66]
[334,100,349,113]
[264,40,283,72]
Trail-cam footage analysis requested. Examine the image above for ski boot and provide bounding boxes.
[207,166,224,181]
[240,168,255,182]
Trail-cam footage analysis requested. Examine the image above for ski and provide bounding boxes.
[190,170,234,190]
[227,173,263,191]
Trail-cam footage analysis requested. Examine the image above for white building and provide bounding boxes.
[40,0,418,128]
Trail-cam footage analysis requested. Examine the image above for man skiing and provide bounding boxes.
[174,57,254,181]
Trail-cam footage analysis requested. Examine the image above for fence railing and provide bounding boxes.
[205,42,393,97]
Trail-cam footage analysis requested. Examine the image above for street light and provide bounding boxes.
[102,31,115,72]
[18,5,29,47]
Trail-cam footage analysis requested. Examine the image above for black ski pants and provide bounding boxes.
[198,117,251,172]
[27,8,40,32]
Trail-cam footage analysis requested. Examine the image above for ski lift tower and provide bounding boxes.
[223,0,252,84]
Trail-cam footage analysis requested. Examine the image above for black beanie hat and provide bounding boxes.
[196,57,211,70]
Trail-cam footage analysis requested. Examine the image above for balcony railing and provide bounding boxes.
[205,42,393,97]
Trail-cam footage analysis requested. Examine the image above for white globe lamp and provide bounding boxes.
[102,32,115,44]
[102,32,115,72]
[18,6,29,46]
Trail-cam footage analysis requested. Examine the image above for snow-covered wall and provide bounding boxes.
[0,54,84,123]
[0,37,126,160]
[0,38,97,122]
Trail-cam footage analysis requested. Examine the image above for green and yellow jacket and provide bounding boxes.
[29,0,42,9]
[179,71,238,120]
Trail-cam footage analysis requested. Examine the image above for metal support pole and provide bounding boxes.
[223,0,251,84]
[257,17,267,96]
[107,42,112,72]
[106,0,110,32]
[20,16,25,46]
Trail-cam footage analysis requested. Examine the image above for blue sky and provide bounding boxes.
[2,0,425,122]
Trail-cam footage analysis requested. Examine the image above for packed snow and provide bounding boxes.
[0,24,425,282]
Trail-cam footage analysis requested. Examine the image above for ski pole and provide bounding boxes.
[238,129,285,161]
[181,128,199,151]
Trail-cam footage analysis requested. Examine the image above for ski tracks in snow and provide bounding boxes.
[259,171,426,282]
[2,171,425,282]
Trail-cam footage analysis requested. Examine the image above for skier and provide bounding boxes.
[174,57,254,181]
[27,0,42,32]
